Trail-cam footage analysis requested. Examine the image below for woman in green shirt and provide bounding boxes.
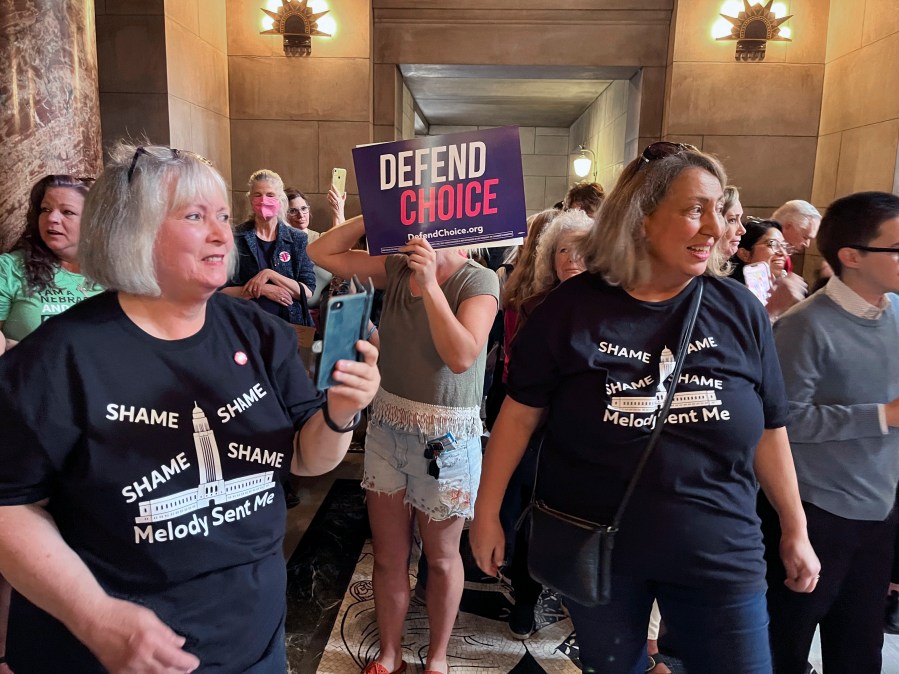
[0,175,101,354]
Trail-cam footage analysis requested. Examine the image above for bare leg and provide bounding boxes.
[367,491,414,671]
[416,512,465,674]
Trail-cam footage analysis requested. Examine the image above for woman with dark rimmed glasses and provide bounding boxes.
[731,218,791,283]
[472,141,819,673]
[0,175,102,355]
[0,143,380,672]
[284,184,347,243]
[732,218,809,321]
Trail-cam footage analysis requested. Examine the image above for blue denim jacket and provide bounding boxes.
[229,220,316,326]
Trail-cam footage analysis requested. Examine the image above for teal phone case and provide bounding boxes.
[315,277,373,390]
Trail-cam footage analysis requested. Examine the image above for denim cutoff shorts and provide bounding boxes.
[361,420,482,520]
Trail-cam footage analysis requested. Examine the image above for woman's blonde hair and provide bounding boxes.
[80,141,233,296]
[581,146,729,288]
[244,169,288,224]
[722,185,740,215]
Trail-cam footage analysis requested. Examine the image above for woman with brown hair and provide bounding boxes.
[472,142,819,673]
[0,174,101,354]
[496,208,593,640]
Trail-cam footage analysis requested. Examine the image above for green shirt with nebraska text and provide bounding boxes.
[0,250,103,342]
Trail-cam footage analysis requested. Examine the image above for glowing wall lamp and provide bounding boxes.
[713,0,793,62]
[261,0,332,56]
[573,145,596,179]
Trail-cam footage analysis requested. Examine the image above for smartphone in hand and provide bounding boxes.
[743,261,772,305]
[315,276,373,390]
[331,168,347,196]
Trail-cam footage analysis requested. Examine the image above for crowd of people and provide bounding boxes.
[0,139,896,674]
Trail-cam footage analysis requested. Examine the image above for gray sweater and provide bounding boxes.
[774,292,899,520]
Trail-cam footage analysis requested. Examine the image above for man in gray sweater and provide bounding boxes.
[762,191,899,673]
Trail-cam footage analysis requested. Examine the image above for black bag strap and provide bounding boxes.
[609,277,704,530]
[526,278,704,530]
[297,281,313,326]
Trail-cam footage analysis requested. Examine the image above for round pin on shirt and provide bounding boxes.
[234,351,248,365]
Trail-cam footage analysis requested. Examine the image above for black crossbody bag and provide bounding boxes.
[525,279,704,606]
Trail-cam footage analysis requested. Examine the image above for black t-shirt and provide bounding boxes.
[508,274,788,592]
[254,237,288,320]
[0,291,324,671]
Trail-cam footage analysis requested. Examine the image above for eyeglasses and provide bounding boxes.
[127,146,212,183]
[755,239,795,254]
[287,206,310,216]
[639,141,699,167]
[848,245,899,255]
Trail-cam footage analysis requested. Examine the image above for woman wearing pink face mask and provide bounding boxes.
[222,169,315,326]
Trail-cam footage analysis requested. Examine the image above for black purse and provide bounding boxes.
[526,279,704,606]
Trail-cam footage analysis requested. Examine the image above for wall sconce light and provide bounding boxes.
[261,0,331,56]
[715,0,792,62]
[573,145,596,179]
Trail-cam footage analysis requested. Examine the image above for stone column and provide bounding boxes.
[0,0,102,251]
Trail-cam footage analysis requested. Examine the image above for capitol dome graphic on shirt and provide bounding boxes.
[608,346,721,413]
[134,403,275,524]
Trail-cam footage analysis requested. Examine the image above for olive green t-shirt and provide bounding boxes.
[373,255,498,437]
[0,251,103,342]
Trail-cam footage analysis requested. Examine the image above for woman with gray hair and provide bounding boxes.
[222,169,316,327]
[472,142,819,672]
[492,208,592,640]
[528,208,592,304]
[0,143,380,673]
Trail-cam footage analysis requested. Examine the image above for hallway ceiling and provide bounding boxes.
[400,65,638,129]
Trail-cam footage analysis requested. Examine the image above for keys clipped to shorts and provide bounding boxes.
[424,432,456,480]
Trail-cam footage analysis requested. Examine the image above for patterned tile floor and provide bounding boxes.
[286,457,899,674]
[318,540,586,673]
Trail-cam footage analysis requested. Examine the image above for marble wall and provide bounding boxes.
[226,0,373,229]
[371,1,673,221]
[568,79,640,194]
[0,0,102,251]
[164,0,231,189]
[804,0,899,279]
[423,125,570,218]
[372,0,672,68]
[95,1,169,155]
[811,0,899,204]
[401,82,415,141]
[96,1,231,188]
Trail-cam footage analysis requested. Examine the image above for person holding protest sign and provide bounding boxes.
[308,216,499,674]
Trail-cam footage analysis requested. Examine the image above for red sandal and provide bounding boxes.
[362,662,406,674]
